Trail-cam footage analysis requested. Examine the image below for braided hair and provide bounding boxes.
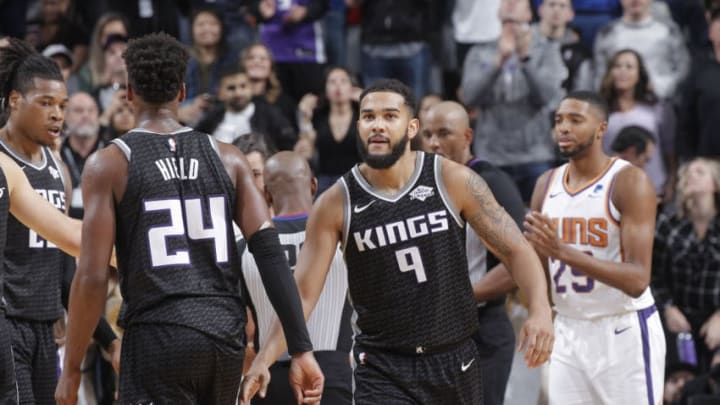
[0,38,63,116]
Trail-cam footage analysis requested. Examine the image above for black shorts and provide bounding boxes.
[118,323,244,405]
[351,338,483,405]
[252,351,352,405]
[8,318,56,405]
[0,314,17,405]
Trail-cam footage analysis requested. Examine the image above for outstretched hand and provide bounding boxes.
[524,211,564,260]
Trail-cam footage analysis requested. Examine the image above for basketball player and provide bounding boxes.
[240,151,352,404]
[524,91,665,404]
[0,37,120,404]
[421,101,524,405]
[241,79,554,405]
[55,33,321,405]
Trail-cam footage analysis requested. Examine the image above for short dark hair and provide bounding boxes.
[359,79,417,118]
[0,37,63,111]
[123,33,189,104]
[232,132,273,161]
[710,6,720,23]
[611,125,655,154]
[219,65,248,82]
[562,90,609,120]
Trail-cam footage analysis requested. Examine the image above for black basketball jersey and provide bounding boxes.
[340,152,478,352]
[112,128,245,347]
[0,169,10,310]
[0,142,66,321]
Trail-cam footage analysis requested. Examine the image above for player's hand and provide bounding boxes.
[55,368,81,405]
[664,305,691,334]
[701,311,720,350]
[108,338,122,374]
[517,306,554,368]
[289,351,324,404]
[524,211,565,260]
[239,357,271,405]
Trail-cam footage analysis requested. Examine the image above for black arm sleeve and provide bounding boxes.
[61,254,118,350]
[247,227,313,355]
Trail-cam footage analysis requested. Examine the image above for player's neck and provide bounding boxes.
[567,151,612,185]
[134,105,184,134]
[273,200,312,218]
[361,151,418,193]
[0,123,43,163]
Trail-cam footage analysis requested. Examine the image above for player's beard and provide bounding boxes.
[558,134,595,159]
[357,130,410,169]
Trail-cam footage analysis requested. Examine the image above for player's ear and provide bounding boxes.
[177,83,186,103]
[264,186,272,207]
[464,127,473,147]
[126,84,135,102]
[310,176,318,198]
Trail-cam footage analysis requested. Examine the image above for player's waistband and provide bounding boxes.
[364,335,475,356]
[556,304,658,322]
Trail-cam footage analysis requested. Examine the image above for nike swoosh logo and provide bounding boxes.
[353,200,377,213]
[461,358,475,372]
[614,326,631,335]
[549,191,563,198]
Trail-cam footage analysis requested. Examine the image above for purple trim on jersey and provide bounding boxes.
[465,157,483,168]
[637,305,657,405]
[273,212,310,221]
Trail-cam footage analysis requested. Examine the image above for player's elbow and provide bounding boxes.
[626,274,650,298]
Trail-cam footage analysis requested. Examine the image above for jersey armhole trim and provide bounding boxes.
[434,155,464,228]
[46,147,68,190]
[207,135,220,156]
[605,167,624,227]
[339,177,351,254]
[539,168,558,212]
[110,139,131,162]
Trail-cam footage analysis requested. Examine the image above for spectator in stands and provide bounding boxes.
[103,100,135,141]
[42,44,73,82]
[599,49,675,198]
[453,0,502,71]
[678,7,720,160]
[26,0,89,73]
[664,362,698,405]
[677,361,720,405]
[295,67,361,193]
[179,6,239,126]
[610,125,656,169]
[653,158,720,374]
[105,0,183,39]
[189,0,255,51]
[534,0,592,91]
[349,0,436,99]
[196,67,296,151]
[60,92,104,219]
[594,0,690,99]
[74,12,129,94]
[240,43,299,129]
[233,132,273,193]
[91,33,127,113]
[250,0,329,102]
[461,0,565,203]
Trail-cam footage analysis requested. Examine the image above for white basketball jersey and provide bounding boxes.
[542,158,654,319]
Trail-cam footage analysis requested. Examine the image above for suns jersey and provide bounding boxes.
[542,158,654,319]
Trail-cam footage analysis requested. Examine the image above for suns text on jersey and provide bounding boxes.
[154,157,199,181]
[551,217,609,247]
[353,210,449,252]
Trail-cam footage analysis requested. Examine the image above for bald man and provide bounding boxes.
[237,152,352,404]
[421,101,526,405]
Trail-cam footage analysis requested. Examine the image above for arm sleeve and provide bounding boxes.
[61,254,118,350]
[247,227,313,355]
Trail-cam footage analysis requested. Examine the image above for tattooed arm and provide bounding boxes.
[442,158,554,367]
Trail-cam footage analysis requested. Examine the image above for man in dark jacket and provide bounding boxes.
[196,67,297,151]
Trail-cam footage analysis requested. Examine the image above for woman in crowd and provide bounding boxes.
[295,66,360,194]
[599,49,676,201]
[653,158,720,373]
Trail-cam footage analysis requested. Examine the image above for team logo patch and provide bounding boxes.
[358,352,367,365]
[409,185,434,202]
[168,138,176,152]
[48,166,60,179]
[0,187,5,199]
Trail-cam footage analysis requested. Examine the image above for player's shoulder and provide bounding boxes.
[308,181,345,230]
[611,162,656,211]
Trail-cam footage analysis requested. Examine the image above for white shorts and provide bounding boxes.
[549,305,666,405]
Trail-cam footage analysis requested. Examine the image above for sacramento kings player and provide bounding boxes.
[240,152,352,404]
[56,33,322,405]
[242,79,555,405]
